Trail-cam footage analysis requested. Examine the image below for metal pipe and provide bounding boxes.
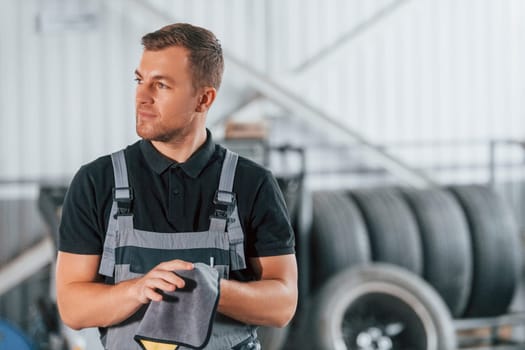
[225,53,435,188]
[489,140,496,188]
[292,0,411,74]
[208,92,263,130]
[0,236,55,296]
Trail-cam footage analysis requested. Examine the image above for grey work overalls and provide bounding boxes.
[98,149,257,349]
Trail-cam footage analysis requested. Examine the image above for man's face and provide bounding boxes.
[135,46,201,142]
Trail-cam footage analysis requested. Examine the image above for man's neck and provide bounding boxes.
[151,128,207,163]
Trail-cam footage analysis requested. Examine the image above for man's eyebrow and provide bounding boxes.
[134,70,175,83]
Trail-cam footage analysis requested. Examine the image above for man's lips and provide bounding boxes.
[137,110,157,119]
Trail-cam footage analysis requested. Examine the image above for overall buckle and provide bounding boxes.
[113,187,134,215]
[212,190,236,219]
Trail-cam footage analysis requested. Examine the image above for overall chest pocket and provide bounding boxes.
[128,246,231,274]
[118,229,232,275]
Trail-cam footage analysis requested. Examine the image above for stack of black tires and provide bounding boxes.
[295,185,522,350]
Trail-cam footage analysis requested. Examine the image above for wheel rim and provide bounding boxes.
[329,282,438,350]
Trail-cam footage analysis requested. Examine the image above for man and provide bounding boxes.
[56,23,297,350]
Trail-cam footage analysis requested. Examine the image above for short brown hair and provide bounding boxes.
[141,23,224,91]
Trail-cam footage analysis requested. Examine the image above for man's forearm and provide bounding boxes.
[217,278,297,327]
[57,279,142,330]
[56,253,193,330]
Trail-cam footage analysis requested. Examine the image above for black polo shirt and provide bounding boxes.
[59,131,295,281]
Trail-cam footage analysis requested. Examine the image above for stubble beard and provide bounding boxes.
[136,117,188,144]
[137,125,181,143]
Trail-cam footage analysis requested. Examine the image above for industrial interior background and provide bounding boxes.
[1,0,525,349]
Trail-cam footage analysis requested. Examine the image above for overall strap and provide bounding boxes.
[210,150,246,271]
[112,149,133,215]
[99,150,134,277]
[218,150,238,199]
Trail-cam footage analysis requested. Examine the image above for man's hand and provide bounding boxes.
[130,260,194,303]
[56,252,194,329]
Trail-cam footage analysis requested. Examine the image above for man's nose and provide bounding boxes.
[136,84,154,104]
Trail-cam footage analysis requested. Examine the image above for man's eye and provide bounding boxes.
[157,82,168,89]
[134,78,142,84]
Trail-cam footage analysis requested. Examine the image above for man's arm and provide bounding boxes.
[217,254,298,327]
[55,252,193,330]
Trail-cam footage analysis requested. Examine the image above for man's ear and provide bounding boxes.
[196,87,217,112]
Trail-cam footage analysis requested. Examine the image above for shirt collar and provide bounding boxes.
[139,129,216,178]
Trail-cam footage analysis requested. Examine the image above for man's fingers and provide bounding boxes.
[158,259,194,271]
[149,270,186,289]
[133,260,194,303]
[140,276,181,303]
[144,287,163,302]
[146,277,177,292]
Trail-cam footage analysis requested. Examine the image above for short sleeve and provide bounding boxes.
[58,165,106,254]
[245,170,295,257]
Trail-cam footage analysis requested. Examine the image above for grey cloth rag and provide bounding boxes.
[134,263,220,349]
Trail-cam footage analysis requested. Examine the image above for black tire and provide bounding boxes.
[296,189,313,304]
[401,188,473,318]
[449,185,522,317]
[310,191,371,289]
[306,264,456,350]
[350,188,423,275]
[257,326,289,350]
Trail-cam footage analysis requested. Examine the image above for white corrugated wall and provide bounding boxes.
[1,0,524,183]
